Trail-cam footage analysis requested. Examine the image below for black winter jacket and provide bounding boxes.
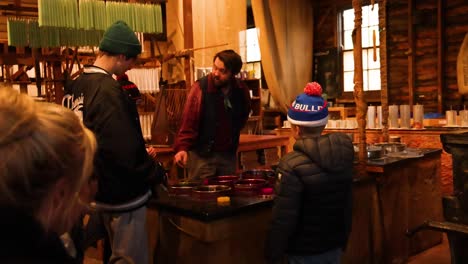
[68,66,165,204]
[0,208,77,263]
[265,133,354,263]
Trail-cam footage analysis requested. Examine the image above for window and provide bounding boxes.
[341,4,380,92]
[239,27,262,79]
[239,27,261,63]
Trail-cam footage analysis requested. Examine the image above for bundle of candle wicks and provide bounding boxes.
[9,0,163,48]
[39,0,163,33]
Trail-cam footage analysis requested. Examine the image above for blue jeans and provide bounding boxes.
[102,206,148,264]
[288,248,342,264]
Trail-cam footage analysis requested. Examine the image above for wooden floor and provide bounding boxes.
[84,234,452,264]
[408,234,451,264]
[83,246,103,264]
[84,258,101,264]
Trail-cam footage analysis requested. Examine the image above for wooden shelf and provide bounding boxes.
[328,106,355,119]
[243,78,262,134]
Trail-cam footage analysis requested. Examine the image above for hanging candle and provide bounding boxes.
[154,4,163,33]
[373,29,377,61]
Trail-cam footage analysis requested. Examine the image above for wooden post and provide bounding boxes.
[437,0,445,113]
[352,0,367,167]
[52,59,64,104]
[32,48,42,97]
[45,61,54,102]
[4,65,11,82]
[379,0,389,142]
[408,0,415,108]
[183,0,194,89]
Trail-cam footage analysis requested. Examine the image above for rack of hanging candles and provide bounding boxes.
[8,0,163,48]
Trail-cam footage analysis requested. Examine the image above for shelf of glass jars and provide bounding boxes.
[243,78,262,134]
[328,106,356,120]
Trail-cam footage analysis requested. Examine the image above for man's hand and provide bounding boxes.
[174,150,188,167]
[146,146,158,159]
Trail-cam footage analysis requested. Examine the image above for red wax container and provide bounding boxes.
[240,169,276,185]
[234,178,267,197]
[205,175,240,188]
[261,187,274,195]
[191,185,231,200]
[168,180,200,196]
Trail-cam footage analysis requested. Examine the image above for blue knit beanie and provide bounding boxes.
[287,82,328,127]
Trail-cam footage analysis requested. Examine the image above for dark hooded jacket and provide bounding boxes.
[67,66,165,204]
[265,133,354,263]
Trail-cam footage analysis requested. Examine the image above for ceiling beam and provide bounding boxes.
[0,4,37,13]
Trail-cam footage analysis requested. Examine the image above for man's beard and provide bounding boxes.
[213,77,228,88]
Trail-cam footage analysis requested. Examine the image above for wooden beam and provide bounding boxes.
[407,0,415,108]
[32,48,42,96]
[10,66,26,81]
[183,0,193,88]
[437,0,445,113]
[0,55,34,66]
[379,0,389,142]
[0,4,37,13]
[352,0,367,168]
[53,61,64,104]
[316,7,333,32]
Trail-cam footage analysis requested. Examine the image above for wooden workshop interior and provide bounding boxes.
[1,0,468,263]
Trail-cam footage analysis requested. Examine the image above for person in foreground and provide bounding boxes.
[264,82,354,264]
[173,49,251,180]
[0,85,97,263]
[66,21,166,263]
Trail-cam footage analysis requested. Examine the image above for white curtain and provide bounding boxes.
[251,0,314,113]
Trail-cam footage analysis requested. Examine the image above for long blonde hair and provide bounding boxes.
[0,85,96,231]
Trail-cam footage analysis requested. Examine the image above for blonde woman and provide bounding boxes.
[0,85,97,263]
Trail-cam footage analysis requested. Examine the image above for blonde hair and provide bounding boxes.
[0,86,96,231]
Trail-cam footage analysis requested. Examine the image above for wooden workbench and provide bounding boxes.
[149,193,273,264]
[145,134,289,263]
[276,126,468,195]
[274,127,446,263]
[146,147,443,264]
[151,134,290,179]
[344,149,443,264]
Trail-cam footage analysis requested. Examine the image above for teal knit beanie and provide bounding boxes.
[99,21,142,58]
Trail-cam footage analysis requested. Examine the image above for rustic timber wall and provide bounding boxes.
[444,0,468,110]
[313,0,468,113]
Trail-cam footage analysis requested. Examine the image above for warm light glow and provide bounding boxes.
[239,28,261,63]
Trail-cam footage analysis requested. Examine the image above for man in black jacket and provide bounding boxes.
[66,21,165,263]
[265,82,354,264]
